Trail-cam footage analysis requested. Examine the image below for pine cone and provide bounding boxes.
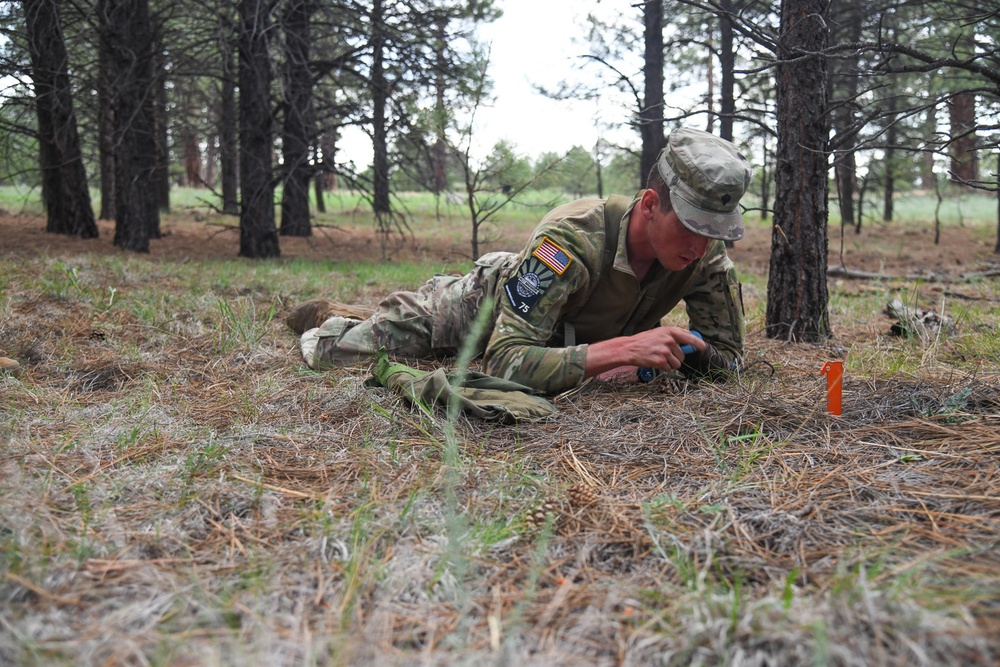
[566,483,599,509]
[525,498,561,530]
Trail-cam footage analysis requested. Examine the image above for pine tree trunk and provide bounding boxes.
[718,0,735,142]
[204,134,218,188]
[279,0,315,237]
[182,128,202,187]
[432,16,448,195]
[883,96,898,223]
[995,155,999,254]
[313,163,326,213]
[829,0,863,232]
[639,0,665,188]
[920,105,937,190]
[317,132,338,209]
[97,0,116,222]
[765,0,831,342]
[219,15,240,215]
[759,144,771,221]
[949,92,979,185]
[108,0,159,253]
[22,0,98,239]
[238,0,279,258]
[152,43,169,221]
[370,0,390,218]
[836,150,858,229]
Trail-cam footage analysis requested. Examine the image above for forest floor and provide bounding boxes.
[2,206,999,275]
[2,207,999,666]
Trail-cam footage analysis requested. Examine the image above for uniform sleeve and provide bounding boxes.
[483,231,595,394]
[682,241,746,364]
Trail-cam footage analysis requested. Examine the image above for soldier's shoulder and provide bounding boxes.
[701,239,735,267]
[539,198,606,229]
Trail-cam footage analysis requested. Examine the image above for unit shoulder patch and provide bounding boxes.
[532,237,573,275]
[504,256,559,318]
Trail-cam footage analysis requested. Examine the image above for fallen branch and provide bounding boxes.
[827,264,1000,283]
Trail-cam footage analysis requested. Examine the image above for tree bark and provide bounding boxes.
[317,131,338,205]
[995,153,999,254]
[759,143,770,221]
[432,15,448,195]
[948,92,978,184]
[718,0,737,248]
[920,104,937,190]
[883,96,897,223]
[828,0,862,232]
[182,128,202,186]
[238,0,280,258]
[152,41,169,219]
[107,0,160,252]
[765,0,831,342]
[204,134,217,187]
[218,14,240,215]
[97,0,116,221]
[22,0,98,239]
[313,157,326,213]
[718,0,735,143]
[639,0,665,187]
[838,148,858,230]
[370,0,390,217]
[279,0,315,237]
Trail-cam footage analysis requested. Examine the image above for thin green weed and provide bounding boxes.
[180,435,230,486]
[215,296,278,353]
[40,261,84,299]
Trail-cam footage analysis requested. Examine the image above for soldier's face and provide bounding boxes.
[650,207,712,271]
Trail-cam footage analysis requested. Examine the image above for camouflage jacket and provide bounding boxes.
[483,195,745,394]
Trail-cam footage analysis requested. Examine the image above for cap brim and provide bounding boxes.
[670,190,745,242]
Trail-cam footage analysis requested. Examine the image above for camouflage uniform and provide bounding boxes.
[302,195,744,395]
[482,195,743,393]
[301,250,518,368]
[301,127,749,394]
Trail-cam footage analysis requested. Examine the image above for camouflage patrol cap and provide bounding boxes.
[657,127,752,242]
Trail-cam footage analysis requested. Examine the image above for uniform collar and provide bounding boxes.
[613,198,639,275]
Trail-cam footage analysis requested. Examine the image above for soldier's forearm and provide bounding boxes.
[484,342,588,394]
[584,327,706,379]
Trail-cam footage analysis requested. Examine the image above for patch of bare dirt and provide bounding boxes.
[0,212,464,264]
[3,209,998,279]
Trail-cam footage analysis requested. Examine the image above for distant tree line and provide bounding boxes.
[561,0,998,341]
[0,0,998,341]
[0,0,503,256]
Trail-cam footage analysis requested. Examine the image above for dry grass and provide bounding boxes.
[2,212,1000,666]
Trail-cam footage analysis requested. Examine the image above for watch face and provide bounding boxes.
[637,367,656,382]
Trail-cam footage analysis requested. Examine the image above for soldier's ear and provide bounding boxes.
[639,188,660,215]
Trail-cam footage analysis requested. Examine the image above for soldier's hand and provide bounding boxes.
[584,327,706,379]
[633,327,706,371]
[680,337,737,380]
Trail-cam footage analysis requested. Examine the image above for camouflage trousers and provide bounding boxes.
[301,251,518,369]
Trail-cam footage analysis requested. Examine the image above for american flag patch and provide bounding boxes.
[532,237,572,275]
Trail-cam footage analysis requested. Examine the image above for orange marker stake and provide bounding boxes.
[820,361,843,416]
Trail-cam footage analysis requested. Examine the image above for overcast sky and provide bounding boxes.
[340,0,636,168]
[473,0,631,158]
